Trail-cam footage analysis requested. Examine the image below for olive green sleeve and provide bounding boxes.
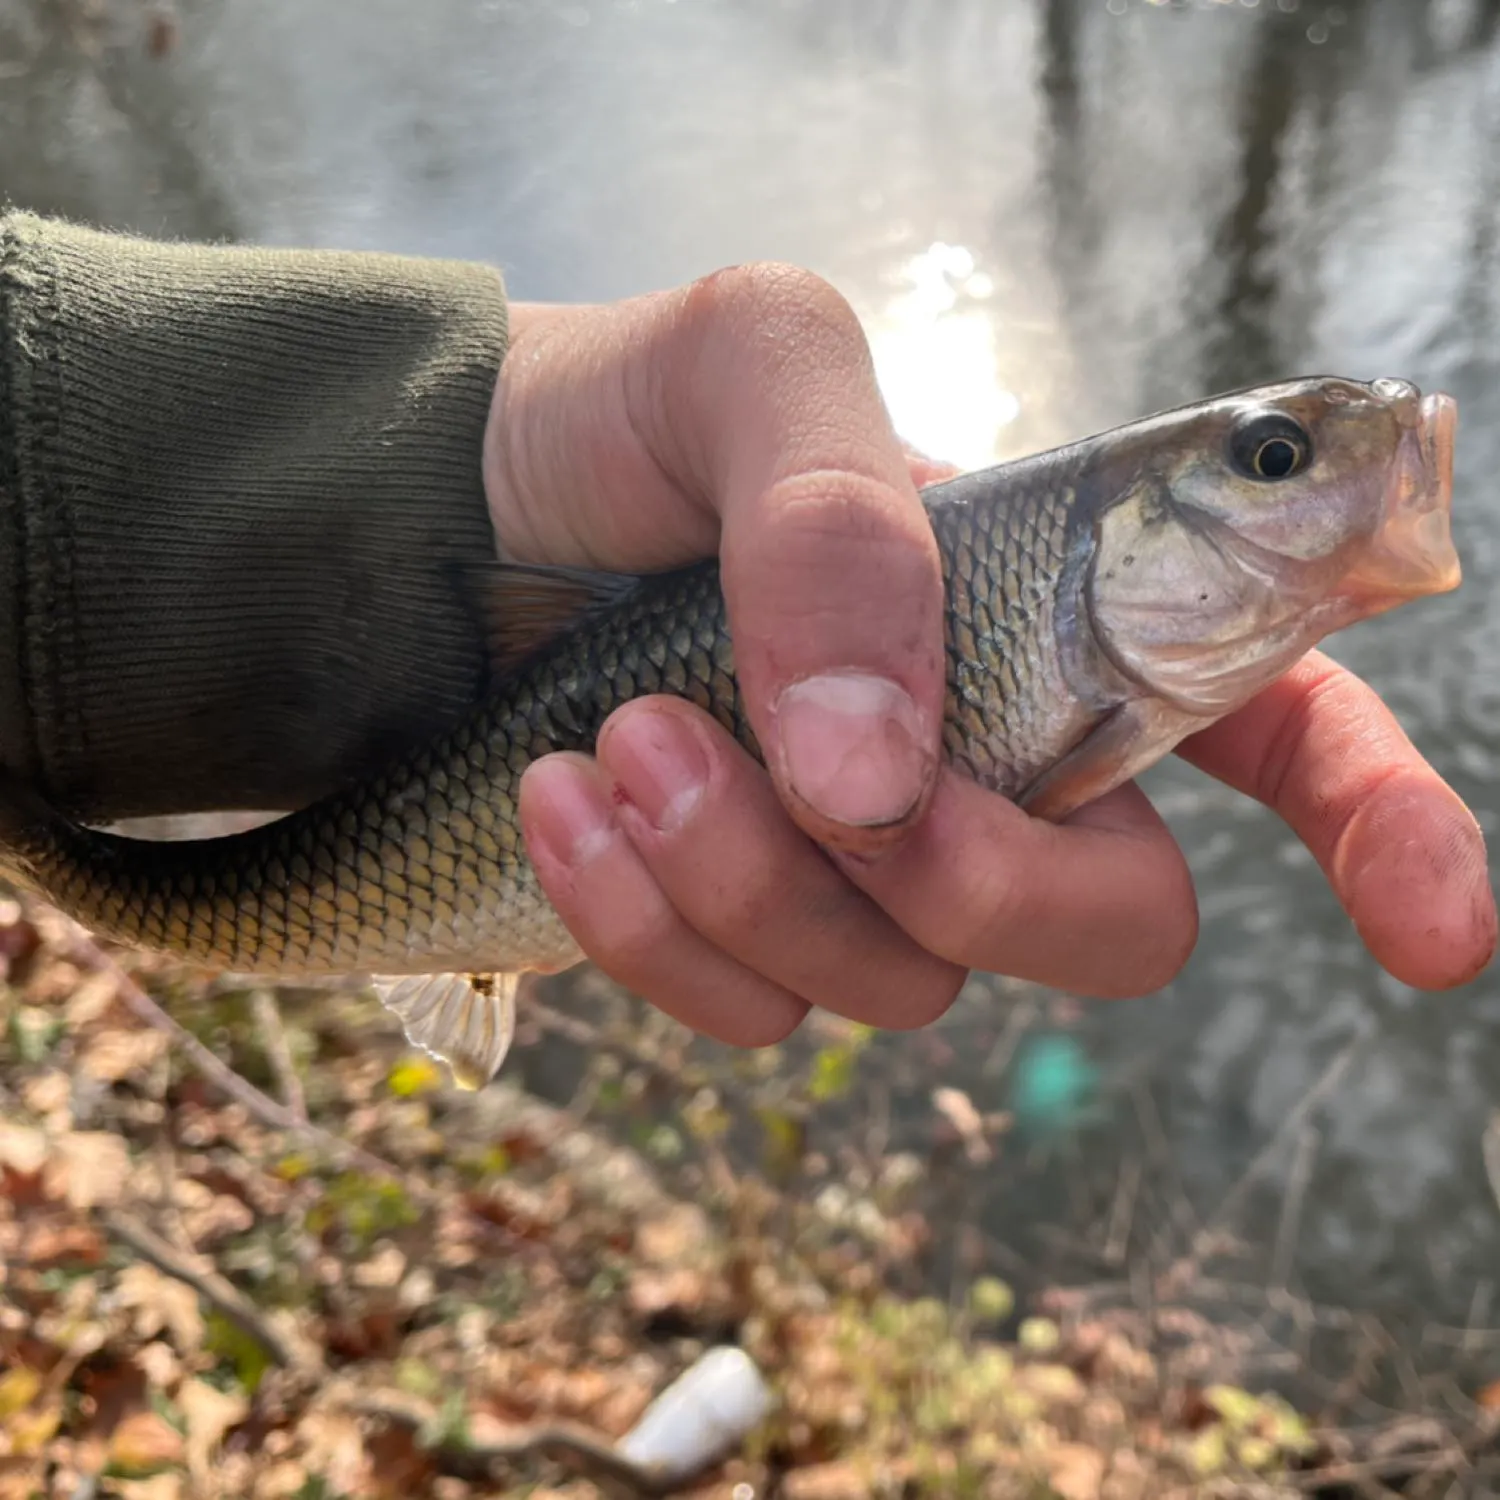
[0,211,508,823]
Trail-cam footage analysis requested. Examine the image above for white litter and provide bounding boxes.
[616,1345,775,1482]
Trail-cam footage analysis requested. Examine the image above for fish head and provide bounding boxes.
[1084,375,1459,715]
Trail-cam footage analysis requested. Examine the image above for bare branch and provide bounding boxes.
[101,1207,319,1374]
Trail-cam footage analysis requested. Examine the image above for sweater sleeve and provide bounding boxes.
[0,211,509,823]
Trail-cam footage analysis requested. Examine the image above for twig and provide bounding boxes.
[352,1393,685,1498]
[1104,1153,1142,1268]
[101,1206,319,1373]
[980,992,1038,1078]
[250,987,307,1123]
[1269,1124,1320,1295]
[1482,1112,1500,1214]
[1165,1034,1364,1292]
[1129,1078,1203,1251]
[57,921,399,1181]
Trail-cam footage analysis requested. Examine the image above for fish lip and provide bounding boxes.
[1338,388,1461,606]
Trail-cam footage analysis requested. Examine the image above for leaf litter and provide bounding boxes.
[1,892,1497,1498]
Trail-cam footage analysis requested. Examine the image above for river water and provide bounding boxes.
[5,0,1500,1377]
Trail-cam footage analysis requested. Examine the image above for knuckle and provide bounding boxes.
[683,261,867,355]
[732,468,943,626]
[938,861,1043,968]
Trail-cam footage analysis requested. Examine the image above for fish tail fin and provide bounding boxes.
[371,970,521,1090]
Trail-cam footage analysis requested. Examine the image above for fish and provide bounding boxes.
[0,375,1460,1089]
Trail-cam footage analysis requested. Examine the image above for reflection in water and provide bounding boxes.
[4,0,1500,1355]
[864,242,1022,470]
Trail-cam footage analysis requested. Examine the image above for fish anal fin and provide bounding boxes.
[372,971,520,1091]
[1017,698,1205,823]
[457,560,642,680]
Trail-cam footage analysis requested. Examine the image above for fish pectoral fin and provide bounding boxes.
[456,559,644,680]
[372,971,520,1092]
[1017,698,1206,823]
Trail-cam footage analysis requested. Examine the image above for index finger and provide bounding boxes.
[1176,650,1496,989]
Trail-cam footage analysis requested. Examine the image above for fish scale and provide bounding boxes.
[0,376,1460,1089]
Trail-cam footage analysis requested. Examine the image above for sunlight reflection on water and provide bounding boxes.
[865,242,1022,470]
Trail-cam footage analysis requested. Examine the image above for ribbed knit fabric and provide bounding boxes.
[0,212,509,821]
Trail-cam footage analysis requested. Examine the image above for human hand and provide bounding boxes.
[483,266,1496,1045]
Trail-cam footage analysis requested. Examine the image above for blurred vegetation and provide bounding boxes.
[2,896,1498,1497]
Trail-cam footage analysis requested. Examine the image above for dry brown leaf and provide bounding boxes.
[0,1370,42,1422]
[254,1458,316,1498]
[635,1204,714,1265]
[24,958,81,1005]
[0,1124,48,1178]
[931,1086,993,1165]
[781,1460,880,1499]
[180,1192,254,1247]
[117,1263,206,1353]
[61,968,116,1024]
[111,1474,185,1500]
[22,1217,106,1268]
[46,1131,130,1210]
[628,1266,713,1323]
[19,1070,71,1120]
[178,1379,249,1485]
[134,1341,183,1392]
[78,1027,169,1082]
[1047,1441,1106,1500]
[108,1410,185,1474]
[295,1408,368,1496]
[352,1242,406,1288]
[0,1465,47,1500]
[0,1397,61,1459]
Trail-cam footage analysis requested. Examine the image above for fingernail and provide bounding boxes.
[602,707,709,834]
[522,759,617,868]
[773,671,930,828]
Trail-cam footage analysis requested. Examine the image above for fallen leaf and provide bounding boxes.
[78,1027,169,1083]
[295,1409,368,1496]
[931,1086,993,1165]
[0,1125,48,1178]
[0,1399,61,1458]
[352,1242,407,1289]
[134,1342,183,1392]
[22,1218,106,1268]
[62,968,117,1025]
[108,1410,185,1475]
[112,1475,184,1500]
[635,1204,714,1265]
[46,1131,130,1210]
[179,1192,254,1247]
[178,1379,249,1485]
[117,1263,206,1353]
[19,1070,71,1120]
[782,1460,881,1499]
[0,1369,42,1421]
[1047,1442,1105,1500]
[255,1459,315,1498]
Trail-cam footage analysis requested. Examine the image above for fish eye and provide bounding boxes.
[1228,412,1312,482]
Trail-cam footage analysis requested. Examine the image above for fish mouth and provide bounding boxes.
[1338,387,1461,607]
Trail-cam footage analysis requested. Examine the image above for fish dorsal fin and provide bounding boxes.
[372,971,520,1090]
[459,560,643,680]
